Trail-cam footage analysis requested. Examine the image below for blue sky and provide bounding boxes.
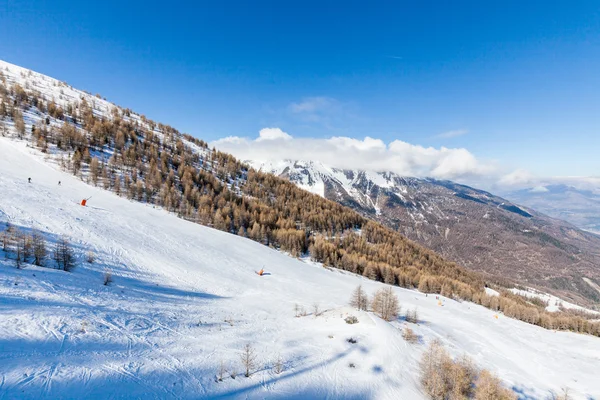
[1,1,599,182]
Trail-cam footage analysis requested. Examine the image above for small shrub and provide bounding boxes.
[348,363,356,368]
[345,315,359,324]
[216,360,226,382]
[313,302,321,317]
[273,353,284,374]
[347,337,357,344]
[103,271,113,286]
[402,327,419,343]
[406,307,419,323]
[474,369,517,400]
[551,387,572,400]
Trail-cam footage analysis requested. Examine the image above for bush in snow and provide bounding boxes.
[273,353,284,374]
[371,287,400,321]
[474,370,517,400]
[345,315,358,324]
[103,271,113,286]
[550,387,573,400]
[402,327,419,344]
[312,302,322,317]
[216,360,226,382]
[405,307,419,324]
[420,340,515,400]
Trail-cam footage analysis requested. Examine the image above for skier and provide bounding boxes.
[28,177,31,183]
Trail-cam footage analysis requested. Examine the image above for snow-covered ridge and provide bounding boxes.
[510,287,600,315]
[250,159,409,217]
[0,59,210,163]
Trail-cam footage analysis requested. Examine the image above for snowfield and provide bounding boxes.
[1,137,600,400]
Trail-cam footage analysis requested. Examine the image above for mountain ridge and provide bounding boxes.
[252,159,600,306]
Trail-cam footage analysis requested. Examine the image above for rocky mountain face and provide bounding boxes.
[504,184,600,235]
[252,160,600,306]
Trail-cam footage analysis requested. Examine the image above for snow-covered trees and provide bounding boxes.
[371,287,400,321]
[349,284,368,311]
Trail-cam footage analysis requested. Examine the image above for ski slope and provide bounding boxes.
[1,137,599,399]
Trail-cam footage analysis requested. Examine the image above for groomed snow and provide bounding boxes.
[1,139,600,399]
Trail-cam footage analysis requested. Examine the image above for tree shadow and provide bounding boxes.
[211,346,360,399]
[0,222,226,304]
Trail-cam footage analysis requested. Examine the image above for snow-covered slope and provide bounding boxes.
[252,160,600,307]
[2,138,600,399]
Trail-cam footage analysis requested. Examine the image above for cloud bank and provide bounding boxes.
[212,128,495,180]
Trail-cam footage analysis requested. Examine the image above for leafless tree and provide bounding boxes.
[54,236,75,271]
[349,284,368,311]
[371,287,400,321]
[240,343,257,377]
[32,231,47,266]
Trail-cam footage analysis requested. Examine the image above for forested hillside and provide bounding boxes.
[0,60,598,336]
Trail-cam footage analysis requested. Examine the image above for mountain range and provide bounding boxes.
[252,160,600,306]
[505,184,600,235]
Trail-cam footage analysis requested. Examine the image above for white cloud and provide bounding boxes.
[496,171,600,192]
[288,97,338,114]
[529,185,549,193]
[212,128,496,180]
[256,127,292,142]
[498,169,536,187]
[435,129,468,139]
